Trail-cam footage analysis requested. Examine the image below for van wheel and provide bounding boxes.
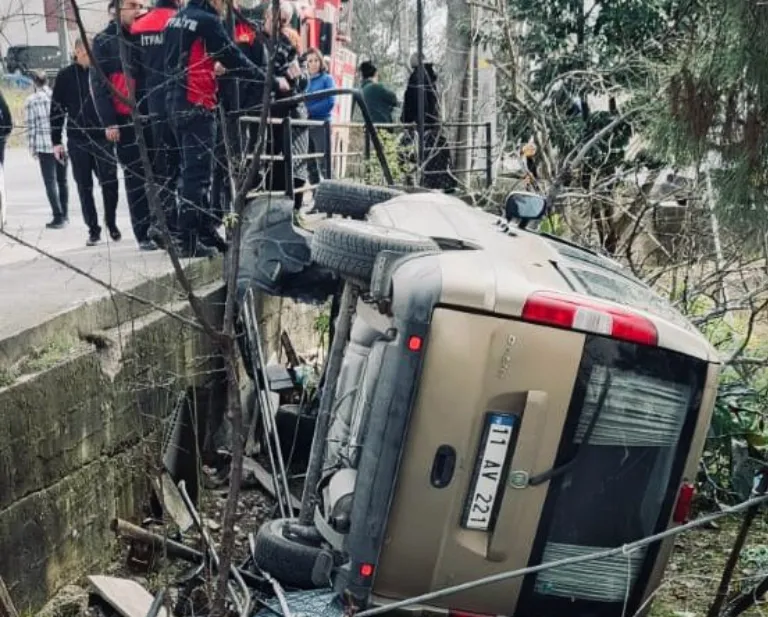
[313,181,403,220]
[310,219,439,285]
[252,518,322,589]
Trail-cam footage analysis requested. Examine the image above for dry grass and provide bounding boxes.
[651,511,768,617]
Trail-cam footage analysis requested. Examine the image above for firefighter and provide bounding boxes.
[211,2,269,222]
[131,0,182,249]
[164,0,288,258]
[90,0,158,251]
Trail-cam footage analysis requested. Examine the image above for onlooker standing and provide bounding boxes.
[211,1,269,222]
[304,47,335,186]
[357,61,398,125]
[91,0,157,251]
[0,89,13,166]
[25,71,68,229]
[261,2,309,210]
[51,38,121,246]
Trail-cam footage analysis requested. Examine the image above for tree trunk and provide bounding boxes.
[443,0,472,152]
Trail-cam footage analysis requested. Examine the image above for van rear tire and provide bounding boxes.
[310,219,439,285]
[252,518,321,589]
[313,181,403,220]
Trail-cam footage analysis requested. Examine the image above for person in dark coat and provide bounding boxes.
[357,61,398,125]
[131,0,182,249]
[164,0,286,257]
[51,37,120,246]
[211,3,270,222]
[399,55,457,192]
[90,0,157,250]
[0,90,12,166]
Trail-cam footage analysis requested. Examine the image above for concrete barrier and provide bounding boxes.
[0,260,323,612]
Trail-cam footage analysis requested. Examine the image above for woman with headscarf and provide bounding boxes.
[399,54,457,192]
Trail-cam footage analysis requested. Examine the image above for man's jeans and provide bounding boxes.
[172,108,216,236]
[38,152,68,221]
[69,139,119,235]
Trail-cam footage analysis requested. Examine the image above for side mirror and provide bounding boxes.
[504,192,547,225]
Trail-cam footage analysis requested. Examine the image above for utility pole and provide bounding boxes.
[57,0,70,68]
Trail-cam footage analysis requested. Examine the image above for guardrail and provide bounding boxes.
[238,88,493,201]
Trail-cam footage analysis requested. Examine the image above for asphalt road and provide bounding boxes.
[0,146,136,267]
[0,147,184,339]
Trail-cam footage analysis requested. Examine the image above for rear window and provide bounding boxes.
[547,240,693,330]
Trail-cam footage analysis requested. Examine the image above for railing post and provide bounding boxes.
[283,116,293,198]
[485,121,493,189]
[323,119,333,179]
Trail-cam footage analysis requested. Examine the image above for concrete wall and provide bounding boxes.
[0,274,324,611]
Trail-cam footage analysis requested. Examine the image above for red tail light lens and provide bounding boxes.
[521,291,658,346]
[360,563,375,578]
[673,482,695,523]
[407,335,423,352]
[449,611,495,617]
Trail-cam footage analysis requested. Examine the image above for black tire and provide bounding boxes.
[310,219,439,284]
[252,518,321,589]
[313,181,403,220]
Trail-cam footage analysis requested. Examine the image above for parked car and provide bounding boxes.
[3,45,62,83]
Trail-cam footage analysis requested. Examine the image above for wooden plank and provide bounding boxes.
[151,471,194,533]
[87,576,167,617]
[242,456,301,511]
[0,577,19,617]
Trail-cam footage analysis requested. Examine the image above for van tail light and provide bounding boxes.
[673,482,695,523]
[521,291,658,346]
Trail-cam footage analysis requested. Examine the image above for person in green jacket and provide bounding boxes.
[358,60,399,125]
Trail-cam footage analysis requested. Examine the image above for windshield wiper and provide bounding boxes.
[529,370,612,486]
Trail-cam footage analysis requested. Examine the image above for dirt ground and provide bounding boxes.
[651,510,768,617]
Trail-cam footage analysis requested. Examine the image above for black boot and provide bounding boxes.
[178,232,216,259]
[198,226,229,253]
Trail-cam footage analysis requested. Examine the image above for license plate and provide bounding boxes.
[462,413,517,531]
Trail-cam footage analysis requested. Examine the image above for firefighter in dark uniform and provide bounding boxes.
[90,0,158,251]
[131,0,182,249]
[211,4,269,222]
[164,0,288,258]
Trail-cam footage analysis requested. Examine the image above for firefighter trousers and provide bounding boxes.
[172,107,216,238]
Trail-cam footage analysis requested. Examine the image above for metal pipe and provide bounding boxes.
[111,518,266,589]
[248,291,294,515]
[298,283,359,525]
[283,116,294,199]
[485,122,493,189]
[323,119,333,179]
[242,290,292,519]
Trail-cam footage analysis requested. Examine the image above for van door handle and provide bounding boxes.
[430,445,456,488]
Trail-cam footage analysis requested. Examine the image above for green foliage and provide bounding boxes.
[646,0,768,233]
[362,130,410,186]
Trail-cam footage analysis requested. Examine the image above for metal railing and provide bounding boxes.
[238,88,494,200]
